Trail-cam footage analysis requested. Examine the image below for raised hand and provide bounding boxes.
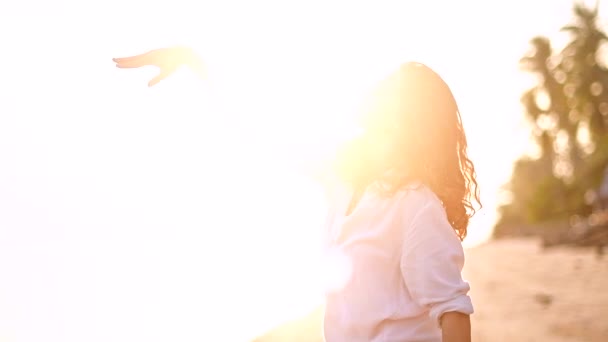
[113,47,206,87]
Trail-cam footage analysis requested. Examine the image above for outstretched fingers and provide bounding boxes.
[113,51,155,68]
[115,57,152,69]
[112,51,151,63]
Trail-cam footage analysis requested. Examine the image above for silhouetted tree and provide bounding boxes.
[561,2,608,149]
[497,1,608,232]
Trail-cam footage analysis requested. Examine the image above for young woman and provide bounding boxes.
[114,47,480,342]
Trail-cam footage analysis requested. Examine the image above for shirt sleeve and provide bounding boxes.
[400,200,474,326]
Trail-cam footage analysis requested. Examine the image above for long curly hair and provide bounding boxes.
[333,62,481,240]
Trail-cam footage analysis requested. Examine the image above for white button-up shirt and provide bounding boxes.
[322,181,473,342]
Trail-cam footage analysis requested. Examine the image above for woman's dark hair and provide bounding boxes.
[334,62,481,240]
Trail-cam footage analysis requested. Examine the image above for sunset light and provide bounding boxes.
[1,0,605,341]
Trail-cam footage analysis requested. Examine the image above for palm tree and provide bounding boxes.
[561,1,608,150]
[497,2,608,228]
[519,36,570,173]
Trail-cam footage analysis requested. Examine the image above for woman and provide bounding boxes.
[114,47,480,342]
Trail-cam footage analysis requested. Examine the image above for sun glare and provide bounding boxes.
[7,0,607,340]
[145,2,512,339]
[0,0,545,341]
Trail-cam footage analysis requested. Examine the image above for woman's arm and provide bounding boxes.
[113,46,206,86]
[400,199,474,341]
[112,47,325,179]
[441,311,471,342]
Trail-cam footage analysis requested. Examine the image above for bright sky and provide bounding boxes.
[0,0,601,341]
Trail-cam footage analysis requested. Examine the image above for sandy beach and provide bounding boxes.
[254,238,608,342]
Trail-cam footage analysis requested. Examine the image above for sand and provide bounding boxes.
[465,239,608,342]
[254,238,608,342]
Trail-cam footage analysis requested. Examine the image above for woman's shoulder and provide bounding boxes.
[380,180,434,202]
[392,182,447,222]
